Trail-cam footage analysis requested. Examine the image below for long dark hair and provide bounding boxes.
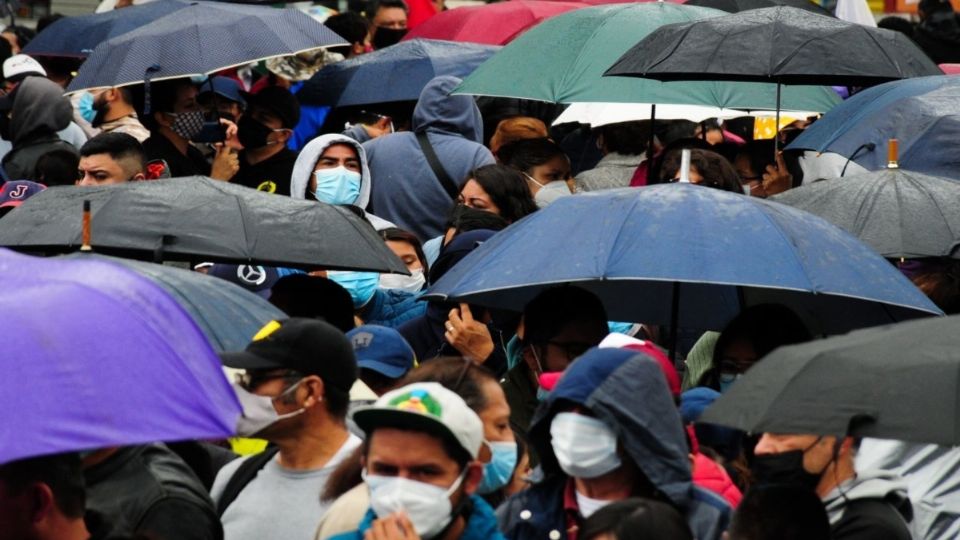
[460,164,538,223]
[498,136,568,174]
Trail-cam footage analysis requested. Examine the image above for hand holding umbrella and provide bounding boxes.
[444,303,495,363]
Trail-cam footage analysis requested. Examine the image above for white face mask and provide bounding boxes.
[232,381,306,438]
[378,268,426,293]
[364,469,467,538]
[550,412,621,479]
[534,179,573,208]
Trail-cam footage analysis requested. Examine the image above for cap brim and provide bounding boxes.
[353,408,470,457]
[358,359,409,379]
[218,350,284,370]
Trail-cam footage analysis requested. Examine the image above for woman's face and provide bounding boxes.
[385,239,422,272]
[477,378,514,463]
[525,155,571,195]
[459,179,501,215]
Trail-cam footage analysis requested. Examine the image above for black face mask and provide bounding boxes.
[237,115,275,150]
[751,449,823,491]
[372,26,407,50]
[91,97,110,128]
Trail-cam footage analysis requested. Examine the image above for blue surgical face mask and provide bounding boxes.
[478,440,518,494]
[327,270,379,308]
[78,92,97,124]
[312,165,361,205]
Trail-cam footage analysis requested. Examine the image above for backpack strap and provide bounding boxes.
[415,131,460,200]
[216,447,280,517]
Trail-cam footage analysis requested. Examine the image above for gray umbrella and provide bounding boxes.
[772,169,960,259]
[700,314,960,446]
[0,177,407,273]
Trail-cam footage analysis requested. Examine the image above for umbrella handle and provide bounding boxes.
[81,200,92,252]
[887,139,899,169]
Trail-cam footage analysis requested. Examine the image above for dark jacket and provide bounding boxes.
[142,133,210,178]
[824,469,913,540]
[364,75,495,240]
[501,361,539,437]
[497,348,732,540]
[85,444,223,540]
[914,10,960,64]
[2,76,76,180]
[328,495,505,540]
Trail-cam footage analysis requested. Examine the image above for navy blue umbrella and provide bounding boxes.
[787,75,960,179]
[296,39,500,107]
[67,1,346,92]
[24,0,191,58]
[423,184,941,334]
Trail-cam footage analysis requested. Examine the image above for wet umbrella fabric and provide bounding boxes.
[423,184,941,334]
[0,177,408,273]
[66,1,346,91]
[685,0,833,16]
[786,75,960,179]
[24,0,191,57]
[454,3,840,111]
[61,253,286,352]
[0,248,240,464]
[772,169,960,259]
[606,6,942,87]
[700,314,960,446]
[296,39,499,107]
[401,1,586,46]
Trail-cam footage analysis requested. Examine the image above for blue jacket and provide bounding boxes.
[363,75,495,240]
[497,348,732,540]
[328,494,505,540]
[361,288,427,329]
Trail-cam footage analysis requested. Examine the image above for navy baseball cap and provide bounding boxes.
[199,76,246,106]
[347,325,415,379]
[208,264,281,299]
[0,180,46,209]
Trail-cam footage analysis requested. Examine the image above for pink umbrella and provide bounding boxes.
[402,0,587,45]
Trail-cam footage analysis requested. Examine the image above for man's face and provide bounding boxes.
[173,84,200,114]
[754,433,836,475]
[372,7,407,30]
[77,154,139,186]
[526,321,606,374]
[310,143,360,193]
[366,428,467,492]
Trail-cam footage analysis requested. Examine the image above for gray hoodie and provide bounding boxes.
[2,76,76,180]
[363,75,494,240]
[290,133,393,231]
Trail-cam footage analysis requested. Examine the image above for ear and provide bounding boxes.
[154,111,171,128]
[104,88,119,102]
[28,483,56,524]
[301,375,325,409]
[462,461,485,495]
[278,129,293,144]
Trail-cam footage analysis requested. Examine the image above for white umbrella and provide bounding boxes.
[553,102,821,127]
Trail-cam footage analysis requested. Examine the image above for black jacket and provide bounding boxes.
[85,444,223,540]
[914,10,960,64]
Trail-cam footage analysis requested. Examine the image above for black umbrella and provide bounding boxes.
[605,6,941,87]
[772,168,960,259]
[0,177,407,273]
[700,314,960,446]
[685,0,833,17]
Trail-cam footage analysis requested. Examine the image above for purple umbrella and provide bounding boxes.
[0,248,241,464]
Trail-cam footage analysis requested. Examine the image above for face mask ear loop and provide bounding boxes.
[831,437,853,506]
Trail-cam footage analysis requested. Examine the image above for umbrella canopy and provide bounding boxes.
[0,177,408,273]
[402,1,586,45]
[454,3,840,111]
[772,169,960,259]
[606,6,942,87]
[786,75,960,179]
[700,314,960,446]
[61,253,285,352]
[423,184,941,333]
[24,0,191,57]
[66,1,346,92]
[296,39,499,107]
[685,0,833,16]
[0,248,240,464]
[553,102,819,126]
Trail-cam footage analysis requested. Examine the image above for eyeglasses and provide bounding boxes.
[235,369,302,392]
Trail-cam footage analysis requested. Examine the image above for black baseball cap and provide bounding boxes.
[220,318,357,394]
[244,86,301,129]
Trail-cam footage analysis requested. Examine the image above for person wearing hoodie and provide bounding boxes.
[364,75,495,240]
[497,347,732,540]
[290,133,394,231]
[752,433,912,540]
[914,0,960,64]
[0,76,77,181]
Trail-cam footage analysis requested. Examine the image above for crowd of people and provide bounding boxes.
[1,0,959,539]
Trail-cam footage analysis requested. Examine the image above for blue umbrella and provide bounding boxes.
[424,184,941,334]
[296,39,500,107]
[0,248,241,464]
[24,0,191,57]
[787,75,960,179]
[67,2,346,92]
[62,253,285,352]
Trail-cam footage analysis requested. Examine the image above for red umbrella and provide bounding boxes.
[403,0,587,45]
[541,0,682,5]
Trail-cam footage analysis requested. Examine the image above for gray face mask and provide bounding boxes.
[533,179,573,208]
[232,381,305,437]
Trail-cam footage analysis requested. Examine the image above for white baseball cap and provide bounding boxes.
[353,382,484,459]
[3,55,46,81]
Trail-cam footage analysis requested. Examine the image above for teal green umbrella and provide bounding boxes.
[455,2,840,112]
